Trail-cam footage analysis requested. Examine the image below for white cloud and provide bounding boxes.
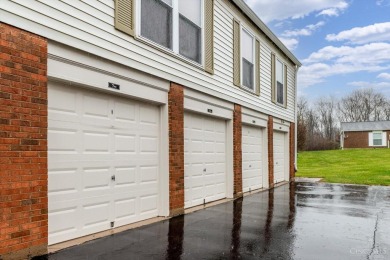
[316,2,348,17]
[376,0,390,6]
[347,81,390,95]
[245,0,348,23]
[279,37,299,50]
[317,8,339,17]
[299,43,390,88]
[282,21,325,37]
[303,43,390,64]
[377,73,390,80]
[280,21,325,50]
[326,22,390,44]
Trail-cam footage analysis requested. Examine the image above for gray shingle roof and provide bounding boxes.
[340,121,390,132]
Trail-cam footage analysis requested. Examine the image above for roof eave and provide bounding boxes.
[232,0,302,67]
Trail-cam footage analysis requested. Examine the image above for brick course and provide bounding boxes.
[289,122,295,181]
[233,104,242,198]
[0,23,48,259]
[168,83,185,216]
[267,116,274,187]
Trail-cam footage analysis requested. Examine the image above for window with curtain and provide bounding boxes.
[241,28,254,90]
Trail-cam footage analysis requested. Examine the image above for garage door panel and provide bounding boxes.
[48,200,79,244]
[82,167,110,190]
[114,134,136,153]
[113,100,136,124]
[139,136,158,153]
[113,197,136,222]
[49,84,161,244]
[48,127,78,153]
[113,167,136,186]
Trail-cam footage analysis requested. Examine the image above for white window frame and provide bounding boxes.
[240,26,255,92]
[370,131,385,147]
[275,57,286,107]
[136,0,205,66]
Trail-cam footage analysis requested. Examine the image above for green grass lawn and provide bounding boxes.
[297,149,390,186]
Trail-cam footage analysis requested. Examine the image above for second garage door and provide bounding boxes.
[184,112,227,209]
[48,83,161,245]
[242,124,263,192]
[274,131,287,183]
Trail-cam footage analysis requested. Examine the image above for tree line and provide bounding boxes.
[297,88,390,151]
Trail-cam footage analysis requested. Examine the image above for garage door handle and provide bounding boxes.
[111,175,116,181]
[203,168,206,172]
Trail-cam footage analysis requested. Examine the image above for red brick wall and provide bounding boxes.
[233,104,242,198]
[344,131,369,148]
[168,83,184,216]
[289,122,295,180]
[344,131,390,148]
[267,116,274,187]
[0,23,48,259]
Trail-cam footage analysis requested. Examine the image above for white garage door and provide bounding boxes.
[242,125,263,192]
[48,82,160,245]
[184,113,226,209]
[274,131,287,183]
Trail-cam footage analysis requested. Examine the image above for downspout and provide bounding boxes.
[294,65,300,172]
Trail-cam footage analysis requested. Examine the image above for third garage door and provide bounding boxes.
[242,124,263,192]
[184,113,227,208]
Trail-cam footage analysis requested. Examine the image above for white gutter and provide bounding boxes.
[232,0,302,67]
[294,65,299,171]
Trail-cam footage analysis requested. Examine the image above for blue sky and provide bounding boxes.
[245,0,390,100]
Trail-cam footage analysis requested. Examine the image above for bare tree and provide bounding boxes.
[317,96,338,141]
[338,88,389,122]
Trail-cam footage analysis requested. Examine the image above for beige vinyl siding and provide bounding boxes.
[0,0,297,122]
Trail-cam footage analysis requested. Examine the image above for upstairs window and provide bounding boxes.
[179,0,202,63]
[241,28,254,91]
[141,0,173,49]
[139,0,203,64]
[275,59,284,105]
[271,54,287,107]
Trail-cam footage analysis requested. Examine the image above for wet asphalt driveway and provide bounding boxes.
[43,182,390,260]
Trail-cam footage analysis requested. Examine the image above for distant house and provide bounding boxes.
[340,121,390,149]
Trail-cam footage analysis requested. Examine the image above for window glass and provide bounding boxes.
[141,0,173,49]
[179,0,202,63]
[179,0,201,26]
[276,59,284,104]
[242,29,254,90]
[241,29,253,63]
[373,132,382,145]
[179,16,201,63]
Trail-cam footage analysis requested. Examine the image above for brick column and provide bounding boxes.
[289,122,296,181]
[267,116,274,188]
[0,23,48,259]
[168,83,184,216]
[233,104,242,198]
